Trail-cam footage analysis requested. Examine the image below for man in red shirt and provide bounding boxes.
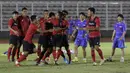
[36,12,54,65]
[15,15,41,67]
[7,11,20,62]
[86,7,105,66]
[17,7,30,59]
[52,10,71,64]
[37,10,49,57]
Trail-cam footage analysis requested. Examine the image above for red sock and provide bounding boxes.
[67,50,71,61]
[37,47,41,57]
[57,49,62,60]
[16,48,20,59]
[52,49,57,60]
[91,50,96,62]
[7,47,12,61]
[12,48,17,61]
[42,50,49,61]
[97,48,104,59]
[18,54,27,62]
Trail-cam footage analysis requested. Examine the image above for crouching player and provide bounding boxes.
[15,15,41,67]
[72,12,88,63]
[107,14,127,62]
[7,11,21,62]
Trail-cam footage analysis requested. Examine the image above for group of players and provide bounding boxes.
[7,6,127,67]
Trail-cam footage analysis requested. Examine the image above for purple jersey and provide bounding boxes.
[114,21,127,38]
[68,19,75,34]
[76,20,87,38]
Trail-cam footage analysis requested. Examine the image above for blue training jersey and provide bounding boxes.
[114,21,127,38]
[75,19,87,38]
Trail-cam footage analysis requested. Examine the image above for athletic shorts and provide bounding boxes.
[89,37,100,49]
[18,36,24,44]
[52,34,69,47]
[112,38,125,49]
[74,37,87,48]
[9,35,19,46]
[23,41,36,54]
[38,35,44,44]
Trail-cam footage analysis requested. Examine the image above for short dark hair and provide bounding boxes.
[79,12,86,16]
[62,10,68,15]
[22,7,28,11]
[44,10,49,12]
[31,15,37,22]
[12,11,19,14]
[49,12,55,17]
[117,14,124,19]
[88,7,95,14]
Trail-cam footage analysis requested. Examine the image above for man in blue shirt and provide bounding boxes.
[107,14,127,62]
[71,12,88,63]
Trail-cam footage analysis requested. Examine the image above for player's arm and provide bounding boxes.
[111,30,116,41]
[120,24,127,40]
[8,19,19,36]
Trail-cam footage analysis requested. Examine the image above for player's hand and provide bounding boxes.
[14,31,19,36]
[119,37,123,40]
[48,29,53,32]
[111,37,114,41]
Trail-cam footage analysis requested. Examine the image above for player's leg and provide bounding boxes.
[118,39,125,62]
[8,35,18,62]
[7,44,14,62]
[36,47,48,65]
[17,36,24,59]
[89,38,96,65]
[65,45,71,64]
[12,46,17,62]
[37,36,42,57]
[72,38,80,62]
[106,38,117,62]
[94,37,105,65]
[81,38,87,63]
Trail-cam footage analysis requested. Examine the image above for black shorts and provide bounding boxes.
[9,35,19,46]
[53,34,69,47]
[60,34,69,47]
[18,36,24,44]
[38,35,44,44]
[23,41,36,54]
[89,37,100,49]
[52,34,62,47]
[38,35,53,48]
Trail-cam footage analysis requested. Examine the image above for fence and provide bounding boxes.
[0,1,130,31]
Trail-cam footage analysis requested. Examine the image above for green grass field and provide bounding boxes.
[0,42,130,73]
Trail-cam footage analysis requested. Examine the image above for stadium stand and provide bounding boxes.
[0,1,130,38]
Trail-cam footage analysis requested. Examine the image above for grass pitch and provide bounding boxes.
[0,42,130,73]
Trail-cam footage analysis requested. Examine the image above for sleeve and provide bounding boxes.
[113,24,116,30]
[65,20,69,27]
[123,23,127,32]
[95,17,100,27]
[8,19,13,27]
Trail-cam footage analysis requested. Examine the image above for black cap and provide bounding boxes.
[88,7,95,14]
[117,14,124,19]
[12,11,19,14]
[31,15,37,21]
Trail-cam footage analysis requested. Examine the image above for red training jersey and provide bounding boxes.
[87,16,101,38]
[8,18,21,36]
[24,23,38,44]
[52,18,69,35]
[18,15,30,36]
